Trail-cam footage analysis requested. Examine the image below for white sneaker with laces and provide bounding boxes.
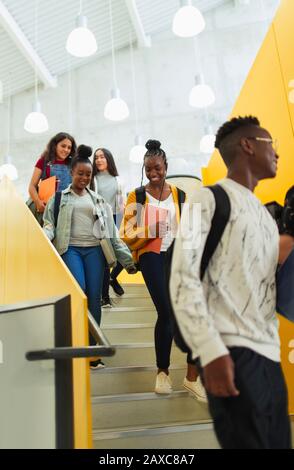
[154,372,173,395]
[183,377,208,403]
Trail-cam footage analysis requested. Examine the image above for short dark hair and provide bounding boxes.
[42,132,77,164]
[215,116,260,166]
[215,116,260,149]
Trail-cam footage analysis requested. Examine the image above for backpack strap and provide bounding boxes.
[135,186,146,223]
[176,187,186,217]
[200,184,231,281]
[41,160,49,180]
[54,191,62,225]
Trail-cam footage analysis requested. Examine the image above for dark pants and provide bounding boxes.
[102,263,124,298]
[139,252,193,369]
[198,347,291,449]
[102,213,124,299]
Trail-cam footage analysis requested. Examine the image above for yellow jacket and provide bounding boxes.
[120,184,184,263]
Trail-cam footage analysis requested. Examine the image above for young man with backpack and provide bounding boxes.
[170,116,291,449]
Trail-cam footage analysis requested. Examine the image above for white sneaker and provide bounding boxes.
[183,377,208,403]
[154,372,173,395]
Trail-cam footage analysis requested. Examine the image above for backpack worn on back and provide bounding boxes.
[166,184,231,355]
[53,191,62,225]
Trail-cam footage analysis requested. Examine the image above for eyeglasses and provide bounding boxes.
[246,137,279,152]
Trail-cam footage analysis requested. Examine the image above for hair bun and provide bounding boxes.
[77,144,92,159]
[145,139,161,151]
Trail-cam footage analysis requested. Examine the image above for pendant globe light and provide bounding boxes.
[66,0,97,58]
[24,0,48,134]
[129,135,145,163]
[104,0,129,121]
[128,33,145,163]
[172,0,205,38]
[0,88,18,181]
[200,125,216,154]
[189,74,215,108]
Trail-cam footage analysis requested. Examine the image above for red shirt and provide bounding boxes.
[35,157,70,179]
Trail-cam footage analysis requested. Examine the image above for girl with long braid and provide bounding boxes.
[120,139,207,400]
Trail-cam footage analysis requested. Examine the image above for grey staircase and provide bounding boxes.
[90,283,219,449]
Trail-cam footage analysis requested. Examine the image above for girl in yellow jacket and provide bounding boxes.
[120,140,206,401]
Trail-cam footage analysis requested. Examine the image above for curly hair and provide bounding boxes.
[42,132,77,164]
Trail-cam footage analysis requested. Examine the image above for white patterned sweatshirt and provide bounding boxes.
[170,178,280,367]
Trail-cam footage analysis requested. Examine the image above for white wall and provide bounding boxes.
[0,0,279,198]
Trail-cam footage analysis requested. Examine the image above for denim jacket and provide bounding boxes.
[43,186,135,269]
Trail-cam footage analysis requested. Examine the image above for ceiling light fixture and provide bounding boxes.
[200,125,216,154]
[128,32,144,163]
[66,0,97,57]
[24,0,48,134]
[129,135,146,163]
[189,74,215,108]
[1,86,18,181]
[172,0,205,38]
[104,0,129,121]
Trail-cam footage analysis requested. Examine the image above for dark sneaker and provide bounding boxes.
[110,278,125,296]
[101,296,112,308]
[90,359,105,370]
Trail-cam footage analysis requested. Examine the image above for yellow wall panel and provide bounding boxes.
[0,177,92,448]
[274,0,294,134]
[202,0,294,414]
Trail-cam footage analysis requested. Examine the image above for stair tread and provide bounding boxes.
[92,390,191,403]
[92,283,213,447]
[102,306,155,312]
[102,323,154,329]
[91,365,185,374]
[93,419,213,438]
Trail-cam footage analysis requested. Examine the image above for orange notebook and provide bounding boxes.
[38,176,57,203]
[143,204,168,254]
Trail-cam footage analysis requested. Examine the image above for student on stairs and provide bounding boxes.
[90,148,126,307]
[43,145,136,369]
[120,139,207,402]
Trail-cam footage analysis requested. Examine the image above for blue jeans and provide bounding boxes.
[62,246,106,345]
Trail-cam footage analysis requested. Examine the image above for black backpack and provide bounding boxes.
[53,191,62,225]
[135,184,231,355]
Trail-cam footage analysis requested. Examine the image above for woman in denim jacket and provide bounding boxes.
[43,145,136,368]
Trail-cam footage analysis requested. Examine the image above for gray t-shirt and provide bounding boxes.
[94,173,118,213]
[69,192,100,247]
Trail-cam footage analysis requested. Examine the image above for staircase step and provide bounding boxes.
[103,324,154,343]
[109,294,154,308]
[92,391,210,430]
[93,422,218,449]
[120,284,149,296]
[104,343,187,367]
[101,307,156,325]
[90,366,186,395]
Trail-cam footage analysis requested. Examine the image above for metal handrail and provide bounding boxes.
[26,311,116,361]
